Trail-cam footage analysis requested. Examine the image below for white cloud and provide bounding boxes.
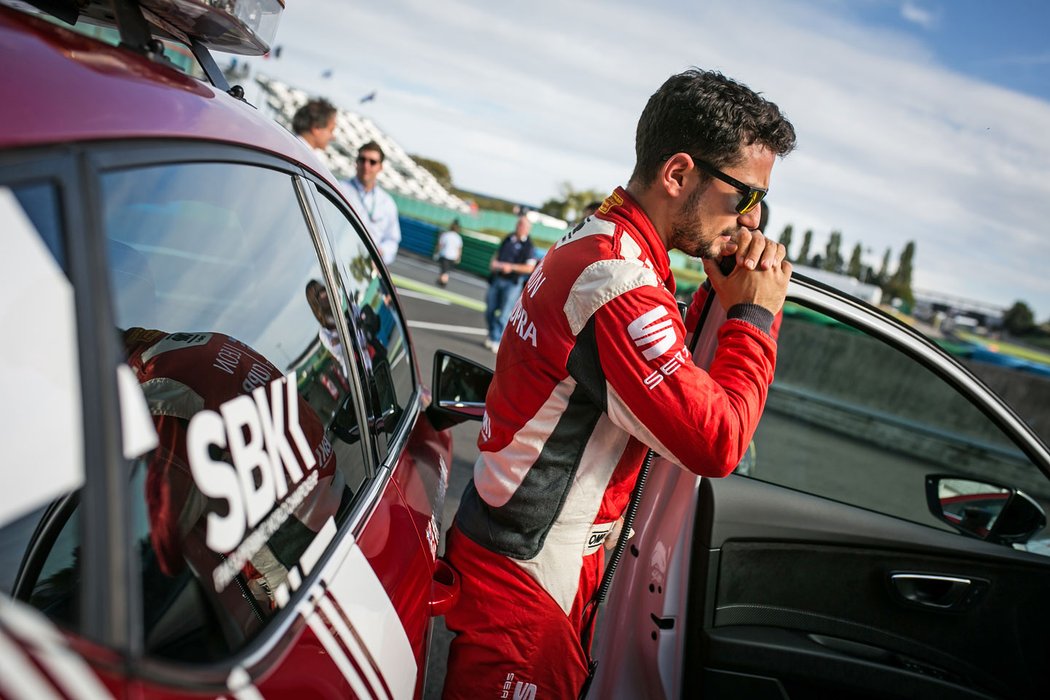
[249,0,1050,318]
[901,1,939,30]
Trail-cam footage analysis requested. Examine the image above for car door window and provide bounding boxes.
[98,161,370,662]
[311,188,415,459]
[748,301,1050,552]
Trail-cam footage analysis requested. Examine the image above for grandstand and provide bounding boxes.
[256,75,471,213]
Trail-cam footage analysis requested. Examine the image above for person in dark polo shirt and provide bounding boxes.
[483,213,538,352]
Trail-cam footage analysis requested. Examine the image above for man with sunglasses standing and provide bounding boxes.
[441,69,796,699]
[344,141,401,265]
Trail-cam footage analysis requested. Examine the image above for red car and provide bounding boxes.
[0,1,480,697]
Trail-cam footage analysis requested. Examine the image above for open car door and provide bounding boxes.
[589,275,1050,700]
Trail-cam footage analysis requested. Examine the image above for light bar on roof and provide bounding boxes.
[141,0,284,55]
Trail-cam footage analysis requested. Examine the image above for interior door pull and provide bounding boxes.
[889,573,988,611]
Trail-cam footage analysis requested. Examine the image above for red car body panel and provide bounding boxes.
[0,7,324,176]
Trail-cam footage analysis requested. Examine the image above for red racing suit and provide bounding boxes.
[442,187,780,699]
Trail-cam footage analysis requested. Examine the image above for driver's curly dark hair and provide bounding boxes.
[631,68,797,186]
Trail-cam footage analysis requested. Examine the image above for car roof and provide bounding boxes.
[0,5,327,177]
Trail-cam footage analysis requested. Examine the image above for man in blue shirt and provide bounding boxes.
[484,213,538,352]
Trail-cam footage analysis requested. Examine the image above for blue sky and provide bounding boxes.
[241,0,1050,319]
[850,0,1050,102]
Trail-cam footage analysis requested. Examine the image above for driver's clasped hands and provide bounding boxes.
[702,228,792,316]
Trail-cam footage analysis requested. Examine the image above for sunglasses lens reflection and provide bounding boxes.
[738,190,763,215]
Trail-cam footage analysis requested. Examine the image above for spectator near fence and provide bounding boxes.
[434,219,464,287]
[483,213,538,353]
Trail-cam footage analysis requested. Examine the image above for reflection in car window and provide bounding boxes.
[312,189,415,458]
[93,162,368,662]
[750,302,1050,552]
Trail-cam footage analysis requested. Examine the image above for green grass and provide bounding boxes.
[955,330,1050,364]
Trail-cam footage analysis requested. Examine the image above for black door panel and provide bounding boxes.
[702,627,997,700]
[687,476,1050,699]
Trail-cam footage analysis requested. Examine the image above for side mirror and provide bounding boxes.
[427,350,493,431]
[925,474,1047,546]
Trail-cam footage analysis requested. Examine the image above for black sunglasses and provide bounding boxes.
[691,156,766,215]
[357,156,381,166]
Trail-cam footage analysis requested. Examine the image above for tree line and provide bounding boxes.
[776,225,915,309]
[777,225,1046,340]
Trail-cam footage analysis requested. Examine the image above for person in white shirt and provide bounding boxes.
[434,219,464,287]
[343,141,401,266]
[291,98,337,159]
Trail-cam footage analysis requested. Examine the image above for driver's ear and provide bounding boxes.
[660,153,692,199]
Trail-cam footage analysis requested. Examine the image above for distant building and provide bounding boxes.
[912,290,1004,332]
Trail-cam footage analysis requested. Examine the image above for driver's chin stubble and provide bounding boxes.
[672,217,734,260]
[669,186,729,259]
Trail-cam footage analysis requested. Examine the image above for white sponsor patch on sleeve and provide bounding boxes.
[628,307,676,361]
[0,189,83,529]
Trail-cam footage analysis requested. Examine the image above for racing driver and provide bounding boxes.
[441,68,797,698]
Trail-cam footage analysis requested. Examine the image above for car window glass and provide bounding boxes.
[89,161,366,662]
[11,182,65,270]
[312,189,415,458]
[748,302,1050,553]
[0,182,83,627]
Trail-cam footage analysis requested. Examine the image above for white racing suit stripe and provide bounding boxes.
[474,377,576,508]
[514,414,630,614]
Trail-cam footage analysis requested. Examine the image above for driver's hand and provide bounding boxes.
[703,233,791,316]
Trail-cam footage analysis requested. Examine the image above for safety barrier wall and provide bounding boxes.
[391,194,567,244]
[398,216,499,278]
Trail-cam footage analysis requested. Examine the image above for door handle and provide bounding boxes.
[888,572,988,611]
